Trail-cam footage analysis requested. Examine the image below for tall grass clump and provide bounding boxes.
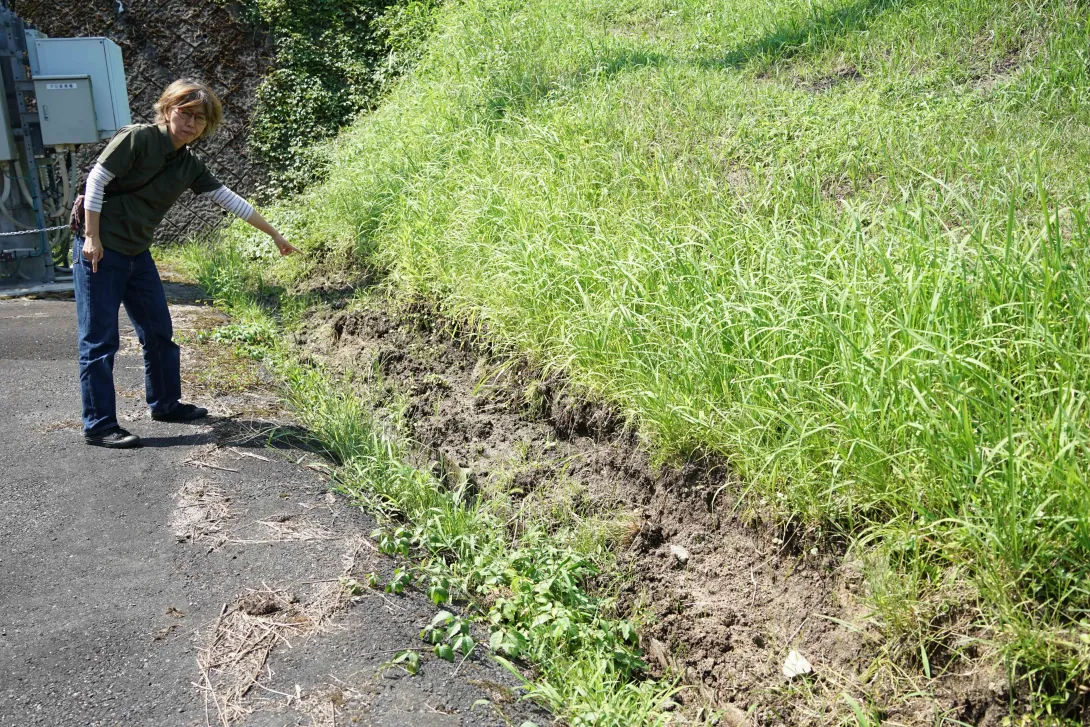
[221,0,1090,704]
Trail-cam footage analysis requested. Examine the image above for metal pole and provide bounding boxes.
[4,10,47,260]
[0,4,51,285]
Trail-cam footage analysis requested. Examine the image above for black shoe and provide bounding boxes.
[84,427,142,449]
[151,403,208,423]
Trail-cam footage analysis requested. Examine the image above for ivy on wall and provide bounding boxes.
[228,0,443,198]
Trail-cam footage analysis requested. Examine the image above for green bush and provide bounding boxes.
[372,0,445,76]
[228,0,443,197]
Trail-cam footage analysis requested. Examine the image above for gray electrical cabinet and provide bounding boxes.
[33,37,130,140]
[34,76,99,145]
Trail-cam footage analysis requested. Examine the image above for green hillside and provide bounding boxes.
[215,0,1090,716]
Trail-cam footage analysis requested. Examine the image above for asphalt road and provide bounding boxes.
[0,296,547,727]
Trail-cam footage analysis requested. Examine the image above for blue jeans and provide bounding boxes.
[74,243,181,435]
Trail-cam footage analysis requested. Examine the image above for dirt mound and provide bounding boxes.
[20,0,273,243]
[290,301,1013,725]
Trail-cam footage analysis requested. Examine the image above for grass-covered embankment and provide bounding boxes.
[208,0,1090,715]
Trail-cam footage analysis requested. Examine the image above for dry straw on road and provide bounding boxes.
[195,538,369,725]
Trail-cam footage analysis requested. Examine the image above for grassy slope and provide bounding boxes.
[236,0,1090,703]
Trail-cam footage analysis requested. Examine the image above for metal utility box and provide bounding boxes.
[34,37,130,139]
[34,76,99,145]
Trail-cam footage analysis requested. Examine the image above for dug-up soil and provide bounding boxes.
[289,296,1017,727]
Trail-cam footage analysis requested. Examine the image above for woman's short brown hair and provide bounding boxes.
[153,79,223,139]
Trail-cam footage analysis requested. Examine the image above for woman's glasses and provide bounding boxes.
[175,108,208,127]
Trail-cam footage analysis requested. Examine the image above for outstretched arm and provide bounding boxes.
[246,208,302,257]
[199,186,301,256]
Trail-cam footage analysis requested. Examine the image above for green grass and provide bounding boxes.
[202,0,1090,716]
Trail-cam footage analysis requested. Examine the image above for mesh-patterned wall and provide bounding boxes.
[19,0,273,243]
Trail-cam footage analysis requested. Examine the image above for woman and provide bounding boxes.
[76,79,299,449]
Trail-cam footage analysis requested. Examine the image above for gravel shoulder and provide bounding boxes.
[0,291,547,727]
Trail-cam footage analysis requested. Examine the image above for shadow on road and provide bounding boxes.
[213,418,331,457]
[139,432,213,448]
[162,280,211,306]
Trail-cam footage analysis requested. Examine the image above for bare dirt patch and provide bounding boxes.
[288,299,1012,726]
[798,64,863,93]
[967,27,1041,93]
